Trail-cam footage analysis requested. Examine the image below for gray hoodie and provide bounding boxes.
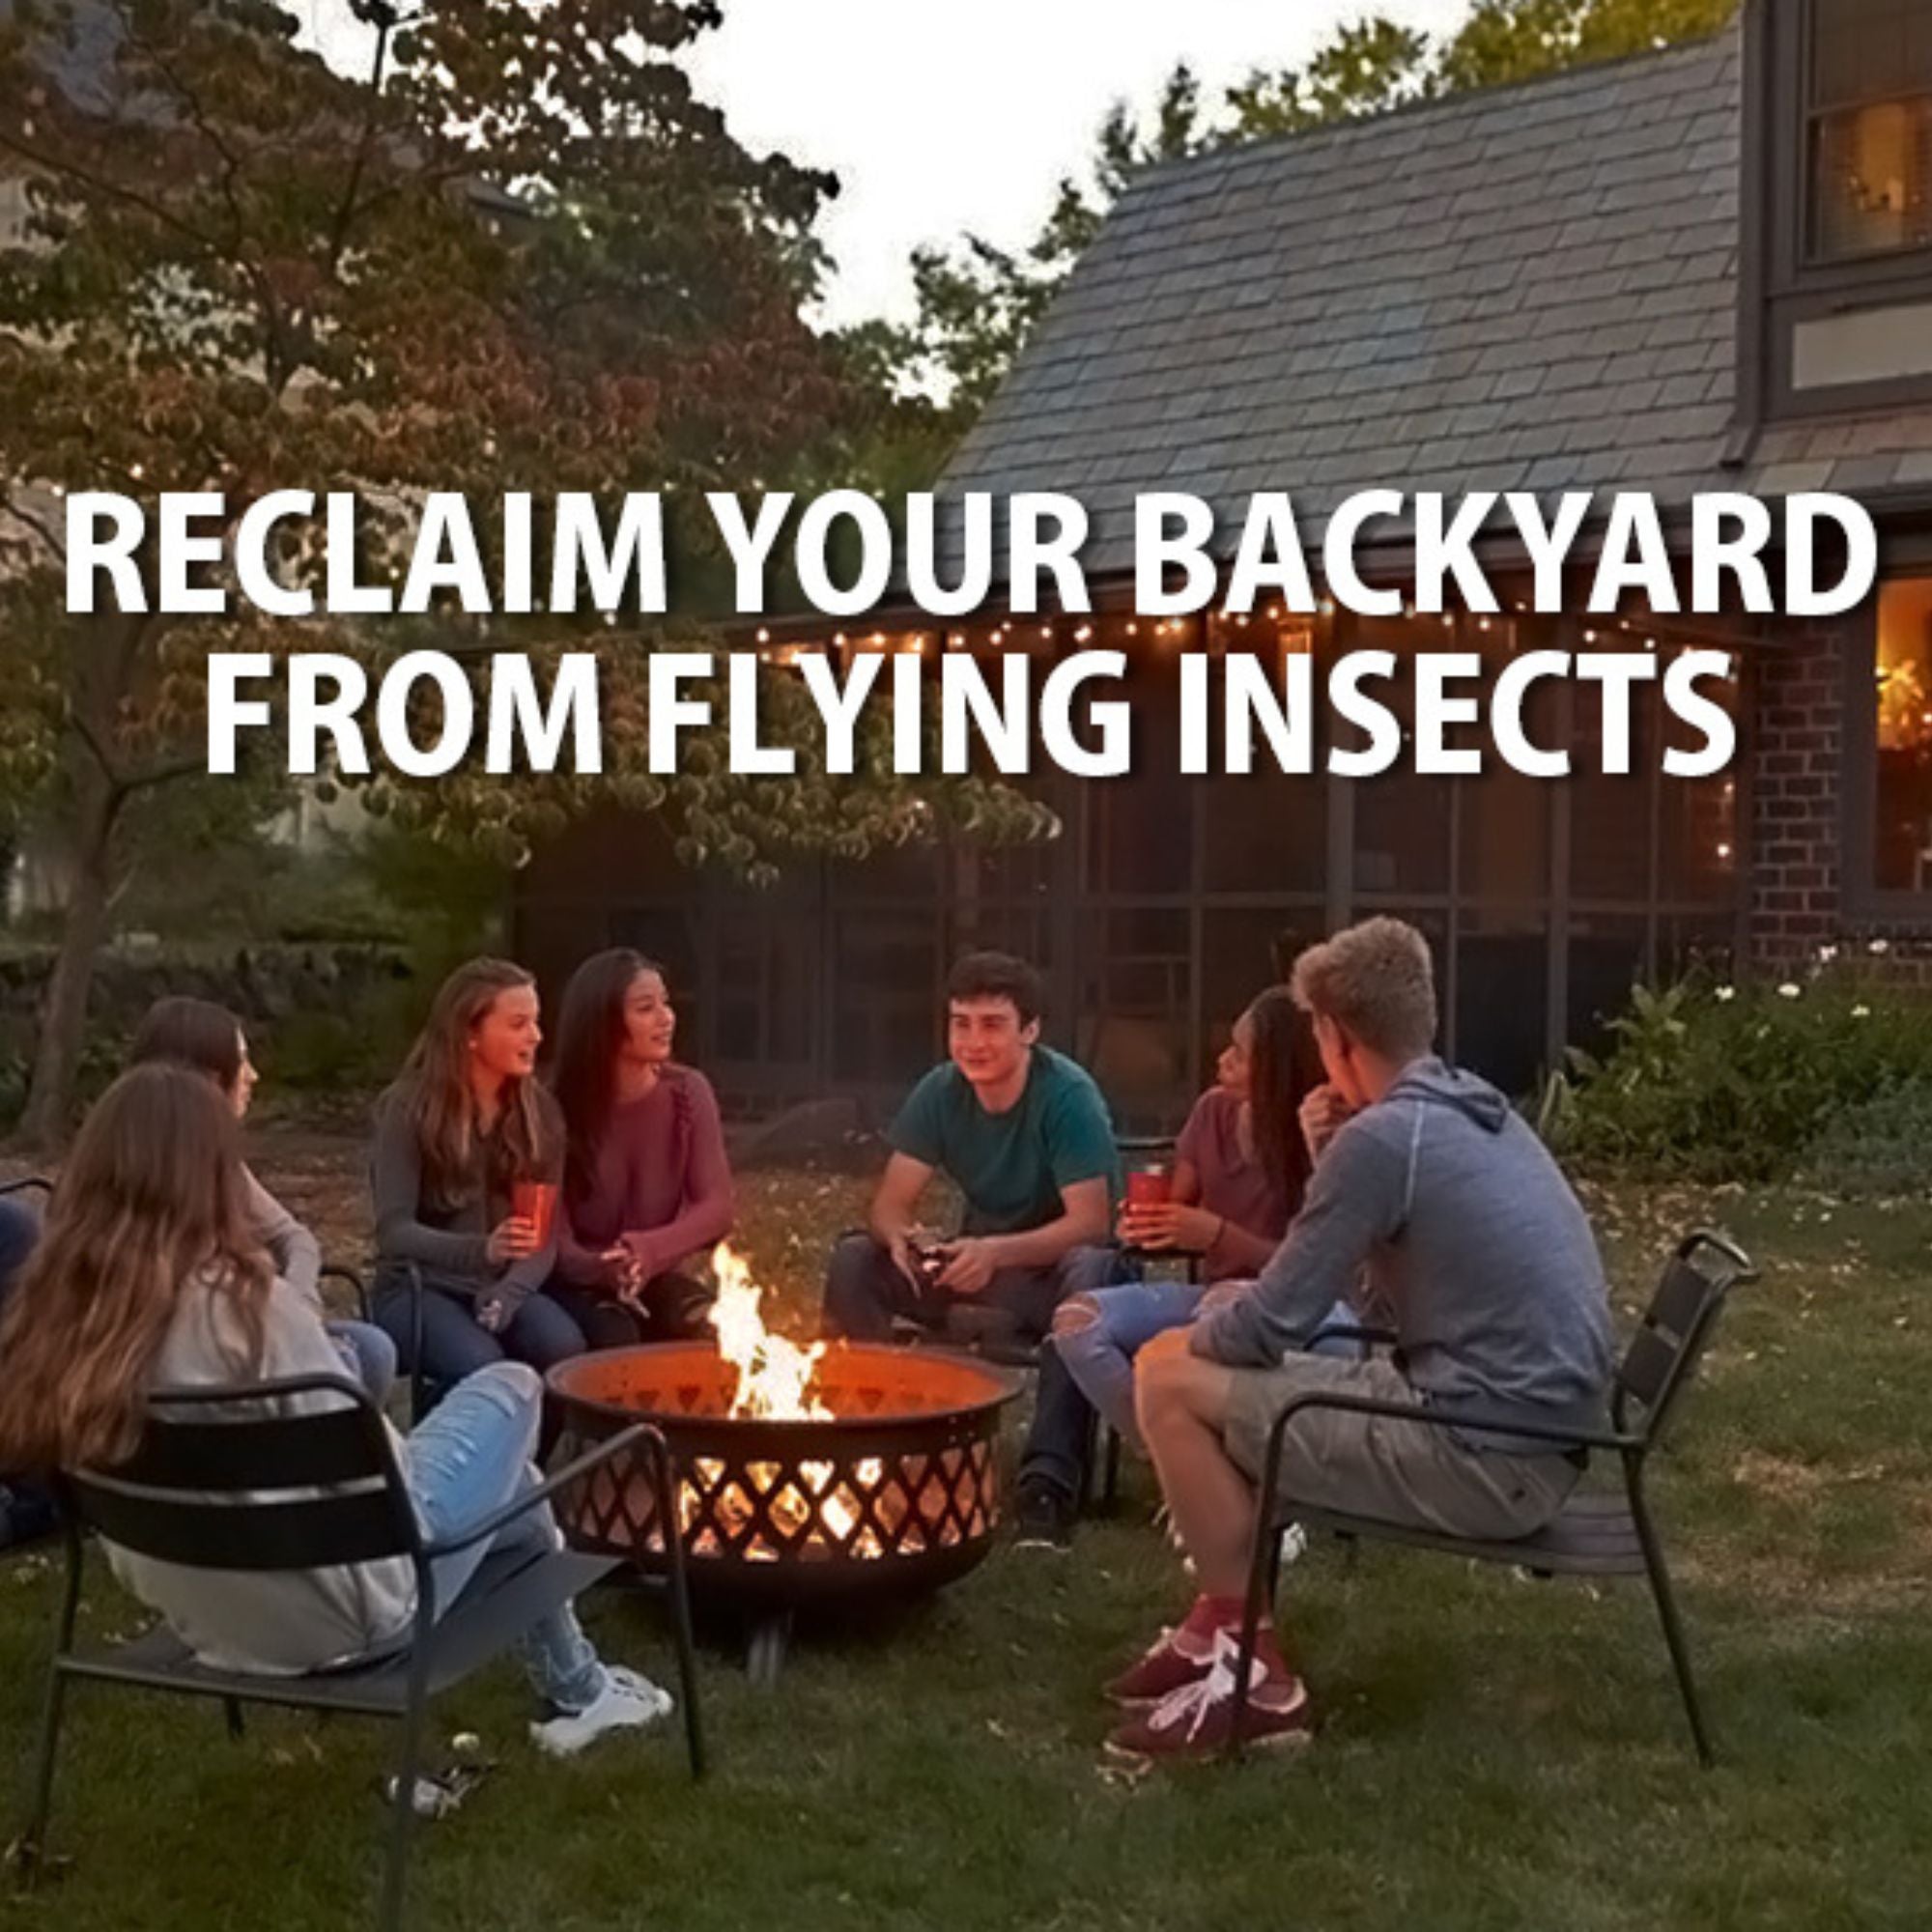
[1194,1058,1613,1448]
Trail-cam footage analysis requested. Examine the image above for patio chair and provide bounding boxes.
[13,1372,705,1932]
[331,1260,443,1425]
[1229,1229,1758,1765]
[0,1176,53,1201]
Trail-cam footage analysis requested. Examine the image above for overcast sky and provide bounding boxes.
[291,0,1466,325]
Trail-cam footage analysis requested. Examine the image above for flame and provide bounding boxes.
[689,1243,882,1555]
[710,1242,831,1421]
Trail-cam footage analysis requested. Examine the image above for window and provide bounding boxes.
[1872,577,1932,894]
[1751,0,1932,417]
[1807,0,1932,262]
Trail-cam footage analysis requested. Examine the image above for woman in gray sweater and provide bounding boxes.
[369,958,585,1385]
[0,1063,668,1750]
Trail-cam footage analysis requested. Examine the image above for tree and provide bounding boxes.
[0,0,1044,1141]
[895,0,1741,412]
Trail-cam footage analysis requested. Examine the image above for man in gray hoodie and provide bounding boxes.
[1105,917,1613,1763]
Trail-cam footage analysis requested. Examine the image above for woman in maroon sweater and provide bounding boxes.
[549,950,734,1349]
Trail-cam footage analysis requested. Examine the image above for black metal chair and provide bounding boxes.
[0,1176,53,1201]
[331,1259,446,1425]
[14,1373,705,1930]
[1230,1230,1758,1765]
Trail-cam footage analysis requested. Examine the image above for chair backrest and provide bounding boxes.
[1612,1231,1758,1445]
[65,1375,419,1573]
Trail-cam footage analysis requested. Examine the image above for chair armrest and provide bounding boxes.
[421,1420,666,1561]
[1264,1387,1641,1457]
[0,1175,53,1200]
[319,1264,370,1321]
[1682,1228,1758,1282]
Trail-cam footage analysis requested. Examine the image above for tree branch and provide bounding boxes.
[327,16,394,274]
[66,706,127,795]
[0,129,227,260]
[0,495,67,560]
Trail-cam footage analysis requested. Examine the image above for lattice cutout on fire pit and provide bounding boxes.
[559,1435,1001,1568]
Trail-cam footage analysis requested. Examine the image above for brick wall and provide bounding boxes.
[1746,617,1932,987]
[1747,623,1843,970]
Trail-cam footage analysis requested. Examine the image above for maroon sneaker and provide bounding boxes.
[1104,1627,1217,1707]
[1104,1634,1315,1763]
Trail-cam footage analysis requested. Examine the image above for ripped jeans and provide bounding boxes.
[404,1361,607,1714]
[1052,1279,1360,1451]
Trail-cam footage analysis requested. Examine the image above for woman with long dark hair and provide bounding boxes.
[548,950,732,1348]
[369,959,582,1383]
[130,995,394,1401]
[0,1064,670,1749]
[1050,987,1328,1451]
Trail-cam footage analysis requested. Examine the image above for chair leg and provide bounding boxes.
[1628,1460,1714,1767]
[15,1666,70,1884]
[1227,1425,1289,1761]
[380,1686,428,1932]
[224,1699,246,1742]
[1102,1428,1122,1513]
[651,1433,706,1780]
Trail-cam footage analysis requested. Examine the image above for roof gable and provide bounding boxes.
[938,24,1932,580]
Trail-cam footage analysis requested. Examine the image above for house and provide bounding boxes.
[520,1,1932,1126]
[456,12,1932,1117]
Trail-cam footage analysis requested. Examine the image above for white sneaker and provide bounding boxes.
[529,1665,673,1758]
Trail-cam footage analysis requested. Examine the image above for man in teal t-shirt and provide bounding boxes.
[822,952,1122,1548]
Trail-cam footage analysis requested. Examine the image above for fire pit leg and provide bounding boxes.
[746,1612,793,1690]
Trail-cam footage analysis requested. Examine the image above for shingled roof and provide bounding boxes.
[936,24,1932,582]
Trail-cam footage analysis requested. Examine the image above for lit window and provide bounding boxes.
[1808,0,1932,261]
[1873,578,1932,892]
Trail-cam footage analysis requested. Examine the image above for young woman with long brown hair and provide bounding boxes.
[1049,985,1337,1456]
[0,1063,670,1750]
[130,994,395,1402]
[369,959,582,1384]
[547,949,733,1349]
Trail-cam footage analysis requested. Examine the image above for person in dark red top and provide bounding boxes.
[1050,986,1328,1454]
[548,950,735,1349]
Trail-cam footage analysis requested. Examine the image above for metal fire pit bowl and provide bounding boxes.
[547,1341,1022,1620]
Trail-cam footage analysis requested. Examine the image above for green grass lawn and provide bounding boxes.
[2,1159,1928,1931]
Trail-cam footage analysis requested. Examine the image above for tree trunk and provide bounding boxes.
[18,769,120,1151]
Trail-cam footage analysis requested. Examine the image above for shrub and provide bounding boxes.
[1801,1081,1932,1200]
[1545,970,1932,1182]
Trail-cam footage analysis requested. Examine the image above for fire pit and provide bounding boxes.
[546,1247,1021,1680]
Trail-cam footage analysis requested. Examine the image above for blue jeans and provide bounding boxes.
[822,1234,1122,1503]
[327,1320,398,1407]
[404,1362,606,1714]
[1053,1280,1363,1450]
[371,1273,587,1387]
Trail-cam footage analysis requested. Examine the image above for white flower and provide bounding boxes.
[1852,1005,1871,1019]
[1868,939,1891,955]
[1714,985,1737,1003]
[1777,982,1802,999]
[1818,945,1838,964]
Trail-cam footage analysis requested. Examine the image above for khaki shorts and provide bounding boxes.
[1222,1353,1579,1542]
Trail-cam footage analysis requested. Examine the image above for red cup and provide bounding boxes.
[511,1180,557,1244]
[1125,1166,1172,1210]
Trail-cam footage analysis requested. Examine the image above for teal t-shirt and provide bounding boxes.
[888,1046,1121,1236]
